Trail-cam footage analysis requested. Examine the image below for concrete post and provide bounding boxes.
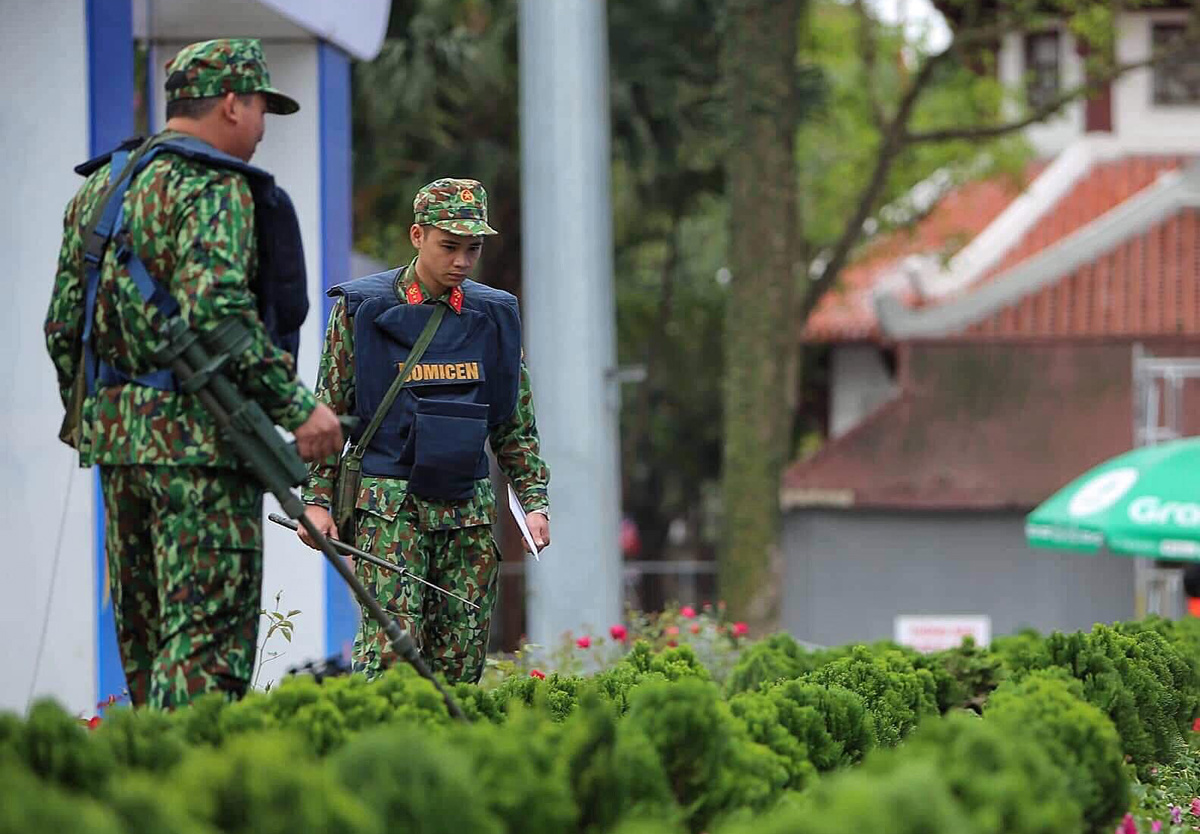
[518,0,622,646]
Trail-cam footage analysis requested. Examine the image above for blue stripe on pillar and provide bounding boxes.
[86,0,134,705]
[318,41,358,662]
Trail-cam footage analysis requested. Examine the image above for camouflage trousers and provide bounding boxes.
[99,465,263,709]
[352,509,500,684]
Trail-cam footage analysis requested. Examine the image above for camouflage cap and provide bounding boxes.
[164,38,300,115]
[413,178,498,236]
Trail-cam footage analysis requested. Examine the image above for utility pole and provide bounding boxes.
[518,0,622,646]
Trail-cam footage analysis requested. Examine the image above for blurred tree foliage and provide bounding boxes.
[349,0,1192,621]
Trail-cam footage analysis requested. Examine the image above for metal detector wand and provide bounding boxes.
[267,513,479,611]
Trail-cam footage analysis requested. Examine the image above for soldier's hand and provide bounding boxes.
[298,504,339,550]
[526,511,550,552]
[294,403,343,462]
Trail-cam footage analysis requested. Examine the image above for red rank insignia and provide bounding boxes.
[449,287,464,313]
[405,283,424,305]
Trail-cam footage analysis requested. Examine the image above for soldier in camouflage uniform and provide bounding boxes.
[298,180,551,684]
[44,39,342,709]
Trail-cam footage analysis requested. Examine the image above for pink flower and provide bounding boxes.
[576,635,591,649]
[680,606,696,619]
[690,623,701,635]
[1119,813,1137,834]
[1193,716,1200,733]
[610,624,628,642]
[732,622,749,637]
[1151,820,1162,833]
[1171,805,1183,825]
[529,669,545,679]
[1191,797,1200,817]
[665,625,680,636]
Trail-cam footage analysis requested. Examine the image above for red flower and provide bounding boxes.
[667,640,678,648]
[665,625,680,636]
[1192,716,1200,733]
[576,635,591,649]
[690,623,701,635]
[609,624,628,642]
[732,622,749,637]
[529,669,546,679]
[680,606,696,619]
[85,715,101,730]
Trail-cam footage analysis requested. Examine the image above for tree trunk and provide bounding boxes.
[719,0,799,632]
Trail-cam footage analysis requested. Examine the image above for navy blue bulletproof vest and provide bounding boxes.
[75,135,308,393]
[330,270,522,498]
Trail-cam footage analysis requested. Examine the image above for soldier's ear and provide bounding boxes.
[219,92,240,124]
[409,223,423,249]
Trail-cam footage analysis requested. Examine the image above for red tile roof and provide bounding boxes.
[803,166,1041,341]
[804,156,1192,342]
[965,208,1200,338]
[781,340,1200,510]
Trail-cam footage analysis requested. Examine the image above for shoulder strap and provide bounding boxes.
[350,303,447,459]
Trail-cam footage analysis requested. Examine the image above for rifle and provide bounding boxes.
[153,317,468,721]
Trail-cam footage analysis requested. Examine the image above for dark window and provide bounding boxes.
[1025,31,1061,112]
[1153,23,1200,105]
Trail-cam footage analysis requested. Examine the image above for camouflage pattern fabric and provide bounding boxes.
[351,499,500,683]
[164,38,300,115]
[301,266,549,680]
[44,144,316,467]
[412,178,498,236]
[100,465,263,709]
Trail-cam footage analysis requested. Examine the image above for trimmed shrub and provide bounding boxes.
[0,760,125,834]
[332,725,497,834]
[178,733,379,834]
[622,678,787,832]
[724,633,813,696]
[717,758,973,834]
[2,699,114,797]
[925,637,1007,713]
[561,695,679,832]
[986,670,1129,833]
[106,772,217,834]
[451,708,579,834]
[1007,624,1197,772]
[93,705,187,773]
[491,671,587,721]
[888,712,1082,834]
[729,681,874,790]
[806,646,938,747]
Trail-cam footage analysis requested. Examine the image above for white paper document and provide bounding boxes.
[508,484,542,561]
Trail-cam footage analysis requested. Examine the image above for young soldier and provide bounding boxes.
[44,39,342,708]
[298,179,550,684]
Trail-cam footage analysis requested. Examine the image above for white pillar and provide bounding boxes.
[519,0,622,646]
[0,0,96,716]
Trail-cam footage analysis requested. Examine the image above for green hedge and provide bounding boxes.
[2,617,1198,834]
[985,670,1128,833]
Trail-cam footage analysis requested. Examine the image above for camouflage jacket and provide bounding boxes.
[300,268,550,530]
[44,137,316,467]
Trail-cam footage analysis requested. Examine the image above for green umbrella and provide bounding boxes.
[1026,437,1200,560]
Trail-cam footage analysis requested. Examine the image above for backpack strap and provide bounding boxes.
[81,135,184,395]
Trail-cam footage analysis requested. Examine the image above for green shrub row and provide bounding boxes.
[1,617,1196,834]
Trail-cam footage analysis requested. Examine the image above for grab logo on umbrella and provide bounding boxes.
[1068,467,1139,518]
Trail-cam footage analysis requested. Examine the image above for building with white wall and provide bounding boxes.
[1,0,388,716]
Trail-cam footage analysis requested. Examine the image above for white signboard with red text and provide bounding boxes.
[894,615,992,653]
